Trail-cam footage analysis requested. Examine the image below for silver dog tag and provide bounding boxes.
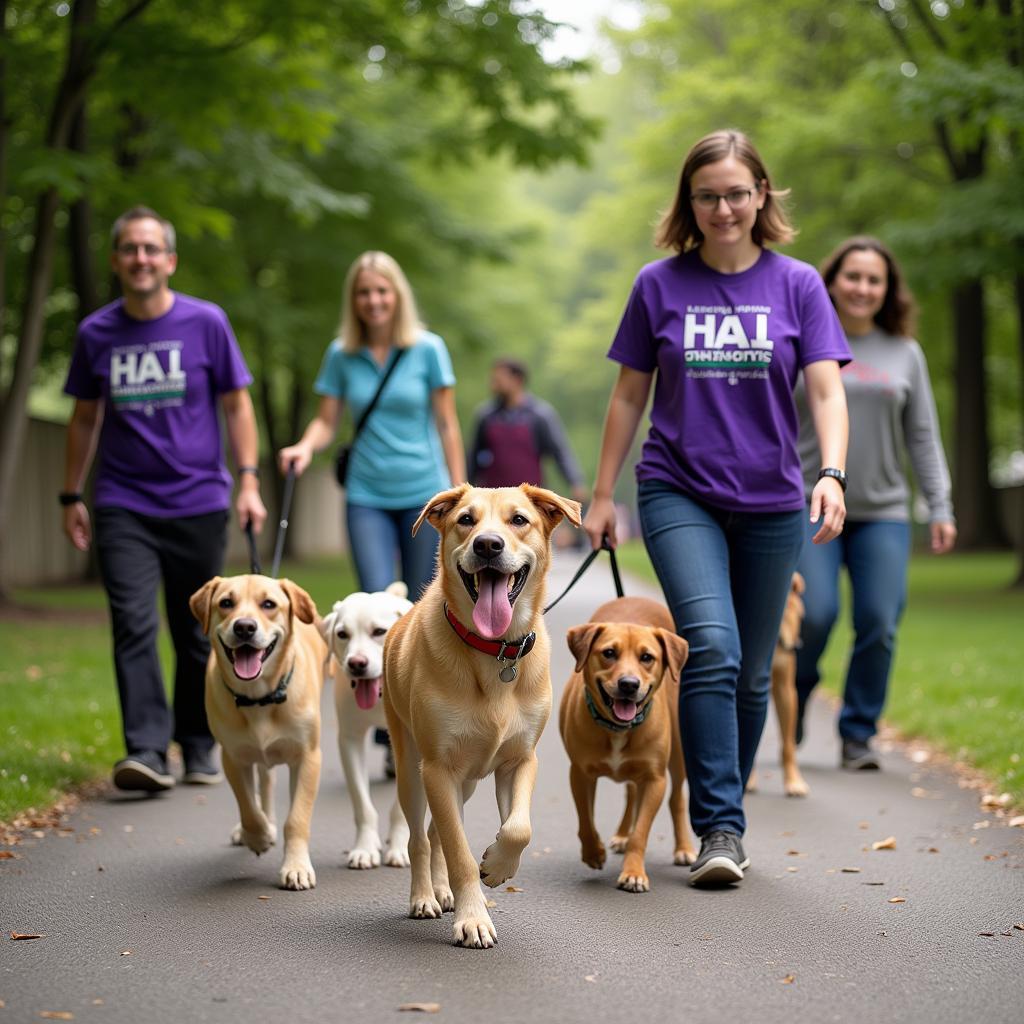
[498,664,518,683]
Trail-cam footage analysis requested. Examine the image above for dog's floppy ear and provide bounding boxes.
[188,577,222,636]
[319,606,339,670]
[566,622,605,673]
[385,581,409,600]
[654,628,689,683]
[521,484,582,533]
[412,484,471,536]
[280,579,317,625]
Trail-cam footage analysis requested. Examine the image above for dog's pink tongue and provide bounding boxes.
[233,646,263,681]
[355,678,381,711]
[613,699,638,722]
[472,571,513,640]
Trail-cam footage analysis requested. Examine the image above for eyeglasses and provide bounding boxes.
[115,243,168,257]
[690,187,761,211]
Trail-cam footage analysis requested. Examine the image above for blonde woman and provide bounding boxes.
[280,251,465,598]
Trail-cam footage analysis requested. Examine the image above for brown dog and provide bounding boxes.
[383,484,581,949]
[559,596,693,892]
[189,574,325,889]
[747,572,809,797]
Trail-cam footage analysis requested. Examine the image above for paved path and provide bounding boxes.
[2,552,1022,1023]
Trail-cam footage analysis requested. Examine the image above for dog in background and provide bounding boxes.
[560,596,693,892]
[747,572,809,798]
[321,582,413,869]
[383,483,581,949]
[189,574,325,890]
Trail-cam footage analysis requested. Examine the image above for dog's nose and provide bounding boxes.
[347,654,368,676]
[233,618,257,641]
[473,533,505,559]
[616,675,640,697]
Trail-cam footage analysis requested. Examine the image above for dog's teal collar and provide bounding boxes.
[584,685,652,732]
[223,660,294,708]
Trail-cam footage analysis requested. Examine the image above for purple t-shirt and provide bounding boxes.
[608,249,851,512]
[63,292,253,517]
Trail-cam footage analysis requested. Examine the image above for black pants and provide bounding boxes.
[95,507,228,759]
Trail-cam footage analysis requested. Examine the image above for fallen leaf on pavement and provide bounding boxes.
[858,822,870,830]
[1008,816,1024,828]
[120,950,132,956]
[257,896,271,901]
[0,850,16,859]
[584,974,598,982]
[927,847,940,853]
[840,867,861,873]
[10,931,44,940]
[398,1003,441,1013]
[505,886,524,893]
[780,974,795,984]
[872,837,897,851]
[485,899,497,908]
[888,897,906,904]
[40,1014,74,1021]
[972,821,990,830]
[977,932,995,937]
[862,881,885,886]
[1013,923,1024,931]
[980,793,1010,810]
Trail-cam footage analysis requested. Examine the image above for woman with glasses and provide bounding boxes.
[793,237,955,771]
[583,129,851,886]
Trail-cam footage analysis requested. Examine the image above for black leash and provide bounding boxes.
[543,535,624,614]
[271,464,296,580]
[244,519,262,575]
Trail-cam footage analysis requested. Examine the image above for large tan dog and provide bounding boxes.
[559,596,693,893]
[747,572,809,797]
[189,574,325,890]
[383,483,581,949]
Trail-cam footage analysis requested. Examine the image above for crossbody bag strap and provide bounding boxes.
[350,346,407,444]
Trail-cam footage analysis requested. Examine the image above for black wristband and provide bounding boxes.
[58,492,83,506]
[238,465,260,479]
[817,467,848,493]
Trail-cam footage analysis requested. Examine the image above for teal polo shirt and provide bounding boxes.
[314,330,455,509]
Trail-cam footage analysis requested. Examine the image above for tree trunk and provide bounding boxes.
[0,0,10,394]
[951,280,1003,548]
[0,0,98,600]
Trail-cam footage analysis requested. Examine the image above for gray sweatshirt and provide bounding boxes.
[796,329,954,523]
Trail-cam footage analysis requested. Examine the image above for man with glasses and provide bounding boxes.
[60,205,267,792]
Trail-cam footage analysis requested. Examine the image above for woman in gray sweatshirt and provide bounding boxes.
[795,237,956,770]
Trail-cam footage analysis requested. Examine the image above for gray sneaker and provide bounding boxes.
[689,830,749,887]
[182,748,224,785]
[113,752,174,792]
[841,738,880,771]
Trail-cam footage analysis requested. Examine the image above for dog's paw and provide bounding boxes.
[433,884,455,912]
[452,911,497,949]
[235,824,276,855]
[608,834,629,854]
[479,840,522,889]
[784,775,810,798]
[383,842,410,868]
[580,840,606,870]
[617,871,650,893]
[673,848,696,866]
[279,859,316,891]
[347,846,382,870]
[410,895,444,919]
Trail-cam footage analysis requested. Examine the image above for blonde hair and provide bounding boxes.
[655,129,795,252]
[339,251,422,353]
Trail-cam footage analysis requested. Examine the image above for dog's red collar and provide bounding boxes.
[443,604,536,682]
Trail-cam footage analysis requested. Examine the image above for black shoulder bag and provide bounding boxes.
[334,348,406,486]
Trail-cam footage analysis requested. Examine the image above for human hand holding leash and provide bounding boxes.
[584,495,618,550]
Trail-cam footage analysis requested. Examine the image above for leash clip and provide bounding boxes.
[496,632,534,683]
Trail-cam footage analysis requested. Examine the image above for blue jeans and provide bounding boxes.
[796,519,910,742]
[345,502,438,601]
[638,480,805,838]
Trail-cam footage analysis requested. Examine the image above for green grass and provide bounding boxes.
[617,541,1024,807]
[0,556,356,824]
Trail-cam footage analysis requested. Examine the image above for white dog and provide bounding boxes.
[321,582,413,869]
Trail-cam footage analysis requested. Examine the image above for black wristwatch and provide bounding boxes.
[58,492,83,506]
[238,465,260,479]
[817,467,848,493]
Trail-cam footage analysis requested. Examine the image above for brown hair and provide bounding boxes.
[655,129,794,252]
[111,205,176,253]
[819,236,917,337]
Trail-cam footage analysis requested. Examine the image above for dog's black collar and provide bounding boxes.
[584,686,652,732]
[222,660,295,708]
